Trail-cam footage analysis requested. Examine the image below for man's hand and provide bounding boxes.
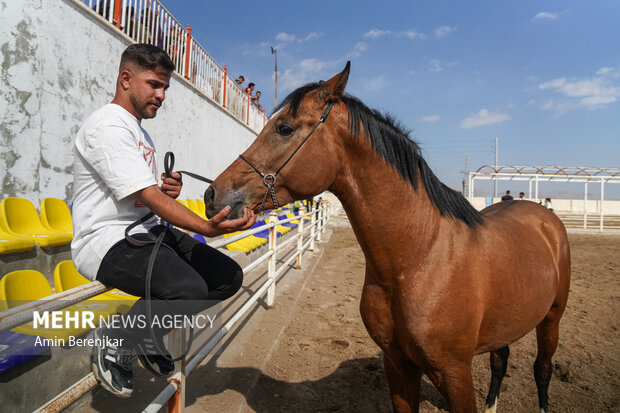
[161,172,182,199]
[205,206,257,237]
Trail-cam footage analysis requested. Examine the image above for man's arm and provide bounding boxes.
[134,184,256,237]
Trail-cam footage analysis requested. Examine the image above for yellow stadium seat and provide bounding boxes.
[286,213,301,224]
[195,199,208,219]
[0,228,35,254]
[53,260,138,315]
[0,198,72,247]
[0,270,115,341]
[40,198,73,234]
[223,231,267,252]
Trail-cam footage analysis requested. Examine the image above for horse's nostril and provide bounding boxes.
[204,186,215,207]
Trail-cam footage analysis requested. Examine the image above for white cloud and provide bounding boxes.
[364,29,391,39]
[460,109,510,129]
[280,57,339,90]
[425,58,459,73]
[421,115,440,123]
[299,58,331,73]
[302,32,322,42]
[347,42,368,59]
[428,59,443,73]
[434,25,456,39]
[404,30,426,40]
[532,12,559,21]
[364,75,388,92]
[537,67,620,113]
[364,28,426,40]
[276,32,297,42]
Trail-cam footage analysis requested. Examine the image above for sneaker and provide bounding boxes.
[91,328,133,398]
[136,337,175,378]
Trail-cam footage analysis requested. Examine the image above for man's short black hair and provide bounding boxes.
[120,43,175,73]
[238,75,245,80]
[248,82,255,87]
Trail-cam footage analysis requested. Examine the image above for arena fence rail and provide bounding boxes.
[0,202,331,412]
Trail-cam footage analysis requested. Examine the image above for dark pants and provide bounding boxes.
[96,225,243,348]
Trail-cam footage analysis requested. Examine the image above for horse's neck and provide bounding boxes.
[330,144,443,275]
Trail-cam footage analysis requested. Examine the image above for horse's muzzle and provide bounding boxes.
[204,186,247,220]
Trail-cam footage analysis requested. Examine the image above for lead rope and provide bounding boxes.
[124,151,212,362]
[239,100,335,213]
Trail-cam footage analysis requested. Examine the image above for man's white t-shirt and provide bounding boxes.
[71,103,160,280]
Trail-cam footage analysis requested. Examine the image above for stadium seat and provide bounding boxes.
[53,260,138,314]
[0,330,49,375]
[195,199,208,219]
[0,228,35,255]
[0,198,72,247]
[40,198,73,234]
[186,199,208,220]
[223,231,267,252]
[0,270,117,341]
[278,214,298,229]
[285,213,301,225]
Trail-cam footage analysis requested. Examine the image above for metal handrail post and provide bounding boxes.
[296,210,304,269]
[316,204,323,242]
[166,328,186,413]
[309,203,316,251]
[267,211,278,308]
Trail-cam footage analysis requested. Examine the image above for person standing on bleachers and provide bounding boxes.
[71,43,256,398]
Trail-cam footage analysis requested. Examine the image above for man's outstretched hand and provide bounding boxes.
[205,206,256,237]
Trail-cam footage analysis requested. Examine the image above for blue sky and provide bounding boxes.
[164,0,619,198]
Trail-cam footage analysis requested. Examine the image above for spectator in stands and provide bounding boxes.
[72,44,255,398]
[245,82,255,95]
[501,190,513,202]
[252,90,263,110]
[518,192,525,200]
[544,198,554,211]
[235,75,245,85]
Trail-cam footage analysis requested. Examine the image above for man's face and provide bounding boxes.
[127,66,171,120]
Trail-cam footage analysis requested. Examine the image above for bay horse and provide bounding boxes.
[204,62,571,413]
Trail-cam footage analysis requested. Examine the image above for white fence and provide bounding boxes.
[76,0,267,133]
[0,203,331,412]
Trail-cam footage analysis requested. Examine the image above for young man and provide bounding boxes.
[72,44,256,398]
[501,190,514,201]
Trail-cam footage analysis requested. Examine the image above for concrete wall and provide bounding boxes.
[0,0,258,206]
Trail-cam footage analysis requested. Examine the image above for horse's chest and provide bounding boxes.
[359,283,397,350]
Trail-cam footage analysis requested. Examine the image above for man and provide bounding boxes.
[235,75,244,85]
[244,82,255,95]
[72,44,256,398]
[518,192,525,200]
[252,90,263,110]
[501,190,514,201]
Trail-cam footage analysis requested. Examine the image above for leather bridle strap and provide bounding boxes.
[239,100,336,212]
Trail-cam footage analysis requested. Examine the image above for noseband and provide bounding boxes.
[239,100,336,212]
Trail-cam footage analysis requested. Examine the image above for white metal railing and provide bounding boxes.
[0,202,331,412]
[75,0,268,133]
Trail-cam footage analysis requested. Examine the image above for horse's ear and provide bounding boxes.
[318,61,350,102]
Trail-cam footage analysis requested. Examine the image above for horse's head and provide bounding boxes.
[205,62,351,219]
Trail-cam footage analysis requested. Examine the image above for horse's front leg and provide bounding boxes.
[426,361,477,413]
[384,351,422,413]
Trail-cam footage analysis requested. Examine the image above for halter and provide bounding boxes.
[239,100,336,212]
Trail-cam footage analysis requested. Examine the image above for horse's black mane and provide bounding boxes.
[274,83,483,228]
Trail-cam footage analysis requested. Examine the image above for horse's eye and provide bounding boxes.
[276,123,295,136]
